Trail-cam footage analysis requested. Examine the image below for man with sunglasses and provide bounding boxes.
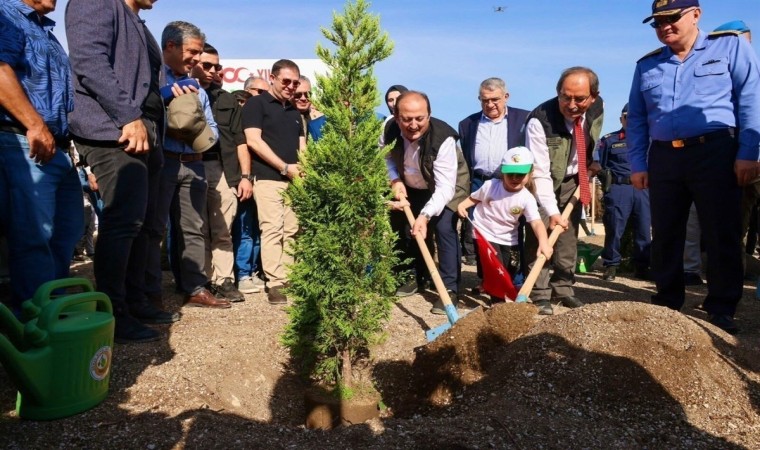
[292,76,326,142]
[191,44,250,303]
[242,59,306,305]
[628,0,760,334]
[66,0,180,343]
[524,67,604,315]
[244,76,270,97]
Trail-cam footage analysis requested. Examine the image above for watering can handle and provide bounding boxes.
[35,292,113,334]
[31,278,95,307]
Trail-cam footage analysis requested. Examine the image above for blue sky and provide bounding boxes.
[49,0,760,135]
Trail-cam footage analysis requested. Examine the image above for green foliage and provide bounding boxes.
[281,0,397,387]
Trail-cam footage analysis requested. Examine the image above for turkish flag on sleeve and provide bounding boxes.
[473,225,517,301]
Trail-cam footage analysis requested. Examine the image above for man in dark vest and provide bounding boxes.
[524,67,604,315]
[385,91,470,314]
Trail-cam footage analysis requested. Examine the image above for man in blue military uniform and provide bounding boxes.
[628,0,760,334]
[595,104,651,282]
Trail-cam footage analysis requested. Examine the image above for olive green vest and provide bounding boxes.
[385,117,470,212]
[528,97,604,190]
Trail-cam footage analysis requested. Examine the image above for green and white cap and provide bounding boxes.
[500,146,534,175]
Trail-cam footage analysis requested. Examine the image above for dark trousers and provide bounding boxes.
[390,187,461,292]
[525,176,581,301]
[156,157,209,295]
[649,136,743,316]
[601,184,651,268]
[75,120,161,316]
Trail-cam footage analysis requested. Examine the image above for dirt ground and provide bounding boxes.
[2,232,760,449]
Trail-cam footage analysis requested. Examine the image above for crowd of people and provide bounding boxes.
[1,0,758,347]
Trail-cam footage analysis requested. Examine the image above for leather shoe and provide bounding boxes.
[184,288,231,309]
[212,278,245,302]
[534,300,553,315]
[602,266,616,281]
[268,285,288,305]
[114,316,160,344]
[556,296,584,308]
[709,314,740,335]
[130,300,180,324]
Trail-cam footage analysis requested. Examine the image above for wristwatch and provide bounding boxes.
[241,173,253,182]
[420,212,431,222]
[280,164,289,176]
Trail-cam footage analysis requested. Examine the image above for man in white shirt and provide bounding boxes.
[385,91,470,314]
[524,67,603,315]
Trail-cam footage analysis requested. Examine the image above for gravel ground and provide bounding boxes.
[2,233,760,449]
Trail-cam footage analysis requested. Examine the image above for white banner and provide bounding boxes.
[218,59,330,92]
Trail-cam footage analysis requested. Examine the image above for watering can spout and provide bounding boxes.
[0,307,51,403]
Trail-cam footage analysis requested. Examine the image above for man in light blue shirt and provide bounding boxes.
[155,21,228,310]
[627,0,760,334]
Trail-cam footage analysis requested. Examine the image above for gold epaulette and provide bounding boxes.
[708,30,742,38]
[637,47,663,63]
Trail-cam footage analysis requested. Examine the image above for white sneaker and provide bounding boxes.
[238,276,262,294]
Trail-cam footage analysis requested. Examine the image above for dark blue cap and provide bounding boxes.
[714,20,750,33]
[643,0,699,24]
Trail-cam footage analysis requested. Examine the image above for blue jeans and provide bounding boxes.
[232,197,261,280]
[0,132,83,308]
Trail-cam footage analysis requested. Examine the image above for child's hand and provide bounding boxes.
[537,244,553,260]
[456,203,468,218]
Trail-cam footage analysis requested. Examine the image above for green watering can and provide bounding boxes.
[0,278,114,420]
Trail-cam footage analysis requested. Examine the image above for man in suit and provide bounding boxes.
[66,0,179,344]
[458,78,530,275]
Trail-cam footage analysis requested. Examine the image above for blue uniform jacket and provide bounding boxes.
[627,30,760,173]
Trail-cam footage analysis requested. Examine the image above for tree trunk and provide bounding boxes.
[341,349,352,388]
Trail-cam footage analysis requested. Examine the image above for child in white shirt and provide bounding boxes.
[457,147,553,294]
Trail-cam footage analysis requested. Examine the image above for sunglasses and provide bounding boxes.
[276,77,301,88]
[650,8,695,28]
[200,62,222,71]
[247,87,267,94]
[293,92,310,100]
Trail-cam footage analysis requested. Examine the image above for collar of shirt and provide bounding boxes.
[163,65,188,85]
[564,114,586,133]
[659,29,708,62]
[8,0,56,31]
[479,111,507,125]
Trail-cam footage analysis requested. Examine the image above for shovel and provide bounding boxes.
[515,186,580,303]
[401,205,459,341]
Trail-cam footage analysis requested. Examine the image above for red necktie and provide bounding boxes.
[574,117,591,205]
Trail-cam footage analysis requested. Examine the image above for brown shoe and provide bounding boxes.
[267,285,288,305]
[184,288,232,309]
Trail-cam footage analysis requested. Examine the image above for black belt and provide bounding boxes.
[163,151,203,163]
[202,152,221,162]
[612,176,631,185]
[653,128,735,149]
[0,122,71,149]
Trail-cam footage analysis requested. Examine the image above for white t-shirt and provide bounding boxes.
[471,180,541,246]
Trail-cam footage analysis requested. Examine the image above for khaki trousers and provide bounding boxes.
[203,160,238,284]
[254,179,298,287]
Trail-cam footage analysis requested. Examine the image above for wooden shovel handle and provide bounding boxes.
[402,205,453,307]
[516,187,581,302]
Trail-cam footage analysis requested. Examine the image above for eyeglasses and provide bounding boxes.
[200,62,222,72]
[247,87,267,94]
[649,8,695,28]
[479,96,505,105]
[293,92,310,100]
[559,93,591,104]
[276,76,301,88]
